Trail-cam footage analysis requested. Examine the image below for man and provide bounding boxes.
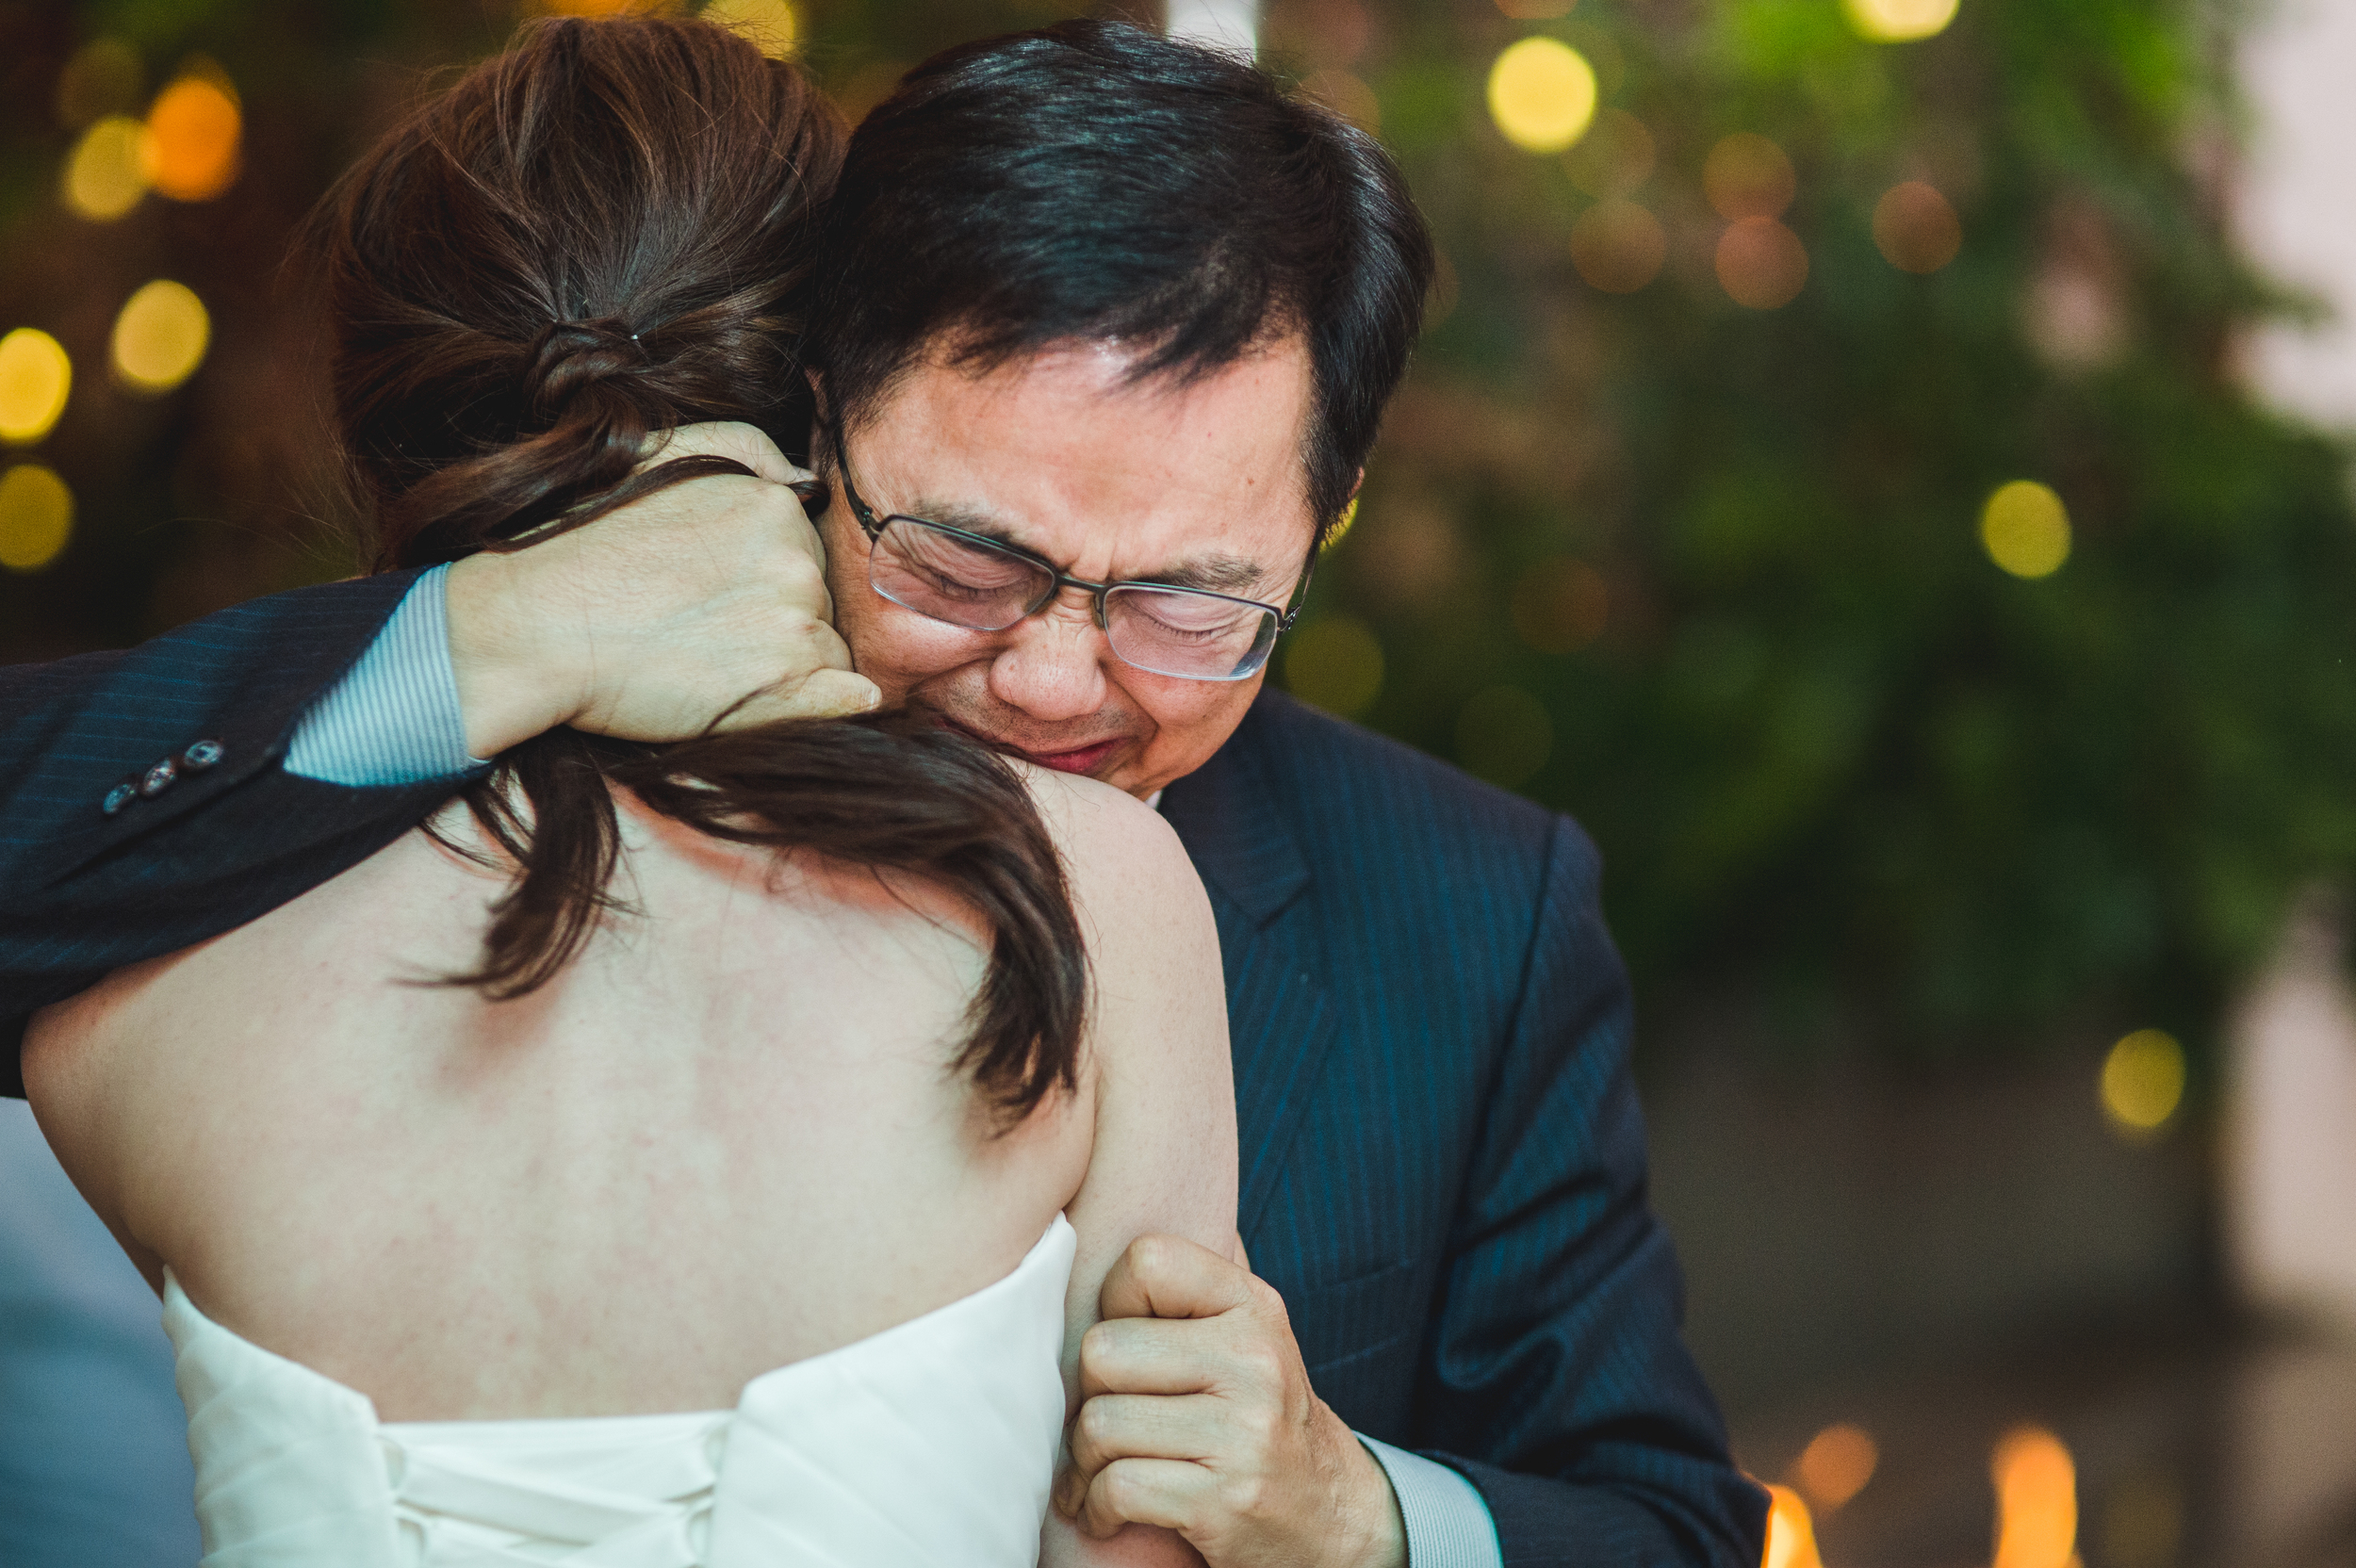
[0,22,1765,1568]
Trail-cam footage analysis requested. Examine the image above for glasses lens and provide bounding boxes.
[1105,585,1281,680]
[871,517,1053,632]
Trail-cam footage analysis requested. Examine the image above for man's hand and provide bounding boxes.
[1055,1235,1407,1568]
[445,421,879,759]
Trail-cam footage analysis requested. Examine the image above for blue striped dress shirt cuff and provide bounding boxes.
[1361,1436,1505,1567]
[283,564,489,787]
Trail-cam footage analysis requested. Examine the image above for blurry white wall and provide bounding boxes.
[2227,0,2356,1337]
[1165,0,1257,55]
[2238,0,2356,429]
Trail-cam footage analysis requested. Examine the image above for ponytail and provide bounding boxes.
[313,15,1088,1122]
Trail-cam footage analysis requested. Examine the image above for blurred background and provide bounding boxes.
[7,0,2356,1563]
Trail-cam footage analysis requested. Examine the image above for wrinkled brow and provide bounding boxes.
[909,500,1282,598]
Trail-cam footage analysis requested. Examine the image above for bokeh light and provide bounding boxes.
[1704,133,1796,220]
[112,280,211,393]
[1458,685,1552,788]
[143,75,241,203]
[0,330,73,446]
[1570,201,1666,294]
[1874,181,1963,273]
[1487,38,1597,155]
[1991,1426,2077,1568]
[1793,1422,1879,1512]
[2102,1029,2186,1135]
[1512,557,1611,649]
[1564,109,1657,199]
[1980,480,2071,579]
[63,116,150,221]
[0,464,75,573]
[1762,1484,1824,1568]
[55,39,143,129]
[1843,0,1961,43]
[1717,218,1809,309]
[701,0,799,58]
[1285,614,1384,716]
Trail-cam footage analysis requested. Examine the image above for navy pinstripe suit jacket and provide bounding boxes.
[2,578,1768,1567]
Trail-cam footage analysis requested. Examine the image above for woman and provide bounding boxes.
[22,16,1235,1566]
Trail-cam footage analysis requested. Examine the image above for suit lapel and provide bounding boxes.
[1162,706,1344,1237]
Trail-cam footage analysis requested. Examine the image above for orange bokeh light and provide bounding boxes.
[1762,1484,1824,1568]
[1716,218,1808,309]
[1991,1426,2078,1568]
[143,77,240,203]
[1874,181,1963,274]
[1793,1422,1880,1512]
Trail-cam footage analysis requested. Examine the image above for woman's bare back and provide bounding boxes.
[25,767,1233,1425]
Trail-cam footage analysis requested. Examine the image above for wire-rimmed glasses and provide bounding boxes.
[829,428,1309,682]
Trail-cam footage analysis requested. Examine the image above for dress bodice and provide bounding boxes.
[162,1216,1074,1567]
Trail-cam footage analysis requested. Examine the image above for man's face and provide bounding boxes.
[820,336,1318,799]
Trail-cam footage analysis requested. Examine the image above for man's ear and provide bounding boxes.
[1348,467,1366,501]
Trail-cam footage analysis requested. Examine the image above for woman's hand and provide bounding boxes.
[445,421,879,757]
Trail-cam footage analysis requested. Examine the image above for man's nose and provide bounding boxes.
[986,602,1113,724]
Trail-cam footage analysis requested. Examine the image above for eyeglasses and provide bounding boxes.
[828,427,1310,682]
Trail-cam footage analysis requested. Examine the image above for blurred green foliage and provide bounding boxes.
[1,0,2350,1065]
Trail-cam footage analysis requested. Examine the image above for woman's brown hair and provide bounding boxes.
[313,15,1086,1121]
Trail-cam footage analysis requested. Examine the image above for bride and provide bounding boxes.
[21,15,1235,1567]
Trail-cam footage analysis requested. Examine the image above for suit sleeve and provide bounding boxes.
[1410,816,1771,1568]
[1,572,462,1093]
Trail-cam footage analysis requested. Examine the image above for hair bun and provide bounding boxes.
[524,317,646,416]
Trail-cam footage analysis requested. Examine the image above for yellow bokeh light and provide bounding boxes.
[1793,1422,1879,1512]
[1843,0,1960,42]
[2102,1029,2185,1134]
[63,115,151,220]
[0,464,75,573]
[1286,614,1384,716]
[1762,1485,1824,1568]
[143,76,241,203]
[1487,38,1597,155]
[1981,480,2071,579]
[112,280,211,394]
[0,329,73,446]
[1991,1426,2077,1568]
[701,0,798,58]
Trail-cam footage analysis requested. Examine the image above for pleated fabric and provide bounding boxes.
[158,1215,1073,1568]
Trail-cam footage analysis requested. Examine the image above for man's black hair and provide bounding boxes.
[807,20,1435,543]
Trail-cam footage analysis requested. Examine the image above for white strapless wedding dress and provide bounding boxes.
[161,1215,1075,1568]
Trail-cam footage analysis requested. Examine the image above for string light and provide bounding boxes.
[2102,1029,2185,1135]
[1980,481,2070,579]
[63,115,149,220]
[1488,38,1597,155]
[143,75,241,203]
[0,464,74,573]
[1844,0,1960,42]
[112,280,211,393]
[0,330,72,446]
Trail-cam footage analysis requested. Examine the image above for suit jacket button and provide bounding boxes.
[102,782,137,816]
[139,758,178,797]
[182,739,225,770]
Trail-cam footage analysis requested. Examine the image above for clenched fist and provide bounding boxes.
[445,421,879,758]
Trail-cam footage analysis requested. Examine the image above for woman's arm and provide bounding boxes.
[1023,772,1235,1568]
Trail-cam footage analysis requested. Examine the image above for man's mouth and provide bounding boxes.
[1019,737,1125,775]
[940,717,1125,776]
